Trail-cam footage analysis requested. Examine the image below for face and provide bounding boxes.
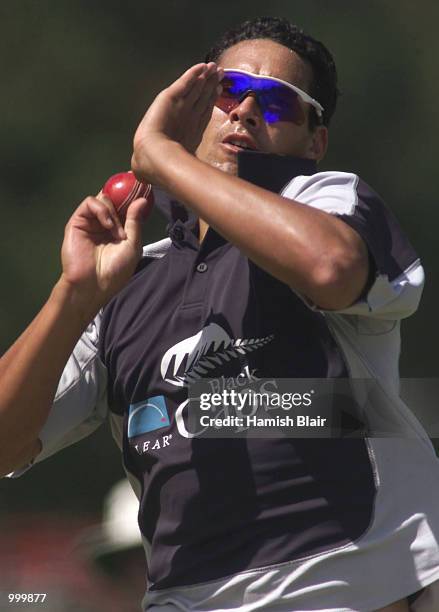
[196,39,328,175]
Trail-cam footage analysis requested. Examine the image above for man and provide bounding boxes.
[1,16,439,611]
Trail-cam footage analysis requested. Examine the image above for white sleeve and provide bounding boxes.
[282,171,425,320]
[7,312,108,477]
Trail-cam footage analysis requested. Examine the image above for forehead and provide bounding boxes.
[217,39,312,90]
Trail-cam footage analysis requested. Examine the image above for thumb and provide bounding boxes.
[123,197,152,244]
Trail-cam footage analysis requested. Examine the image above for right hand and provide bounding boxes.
[132,62,222,185]
[60,193,149,317]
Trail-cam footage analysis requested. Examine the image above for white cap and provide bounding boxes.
[75,479,143,563]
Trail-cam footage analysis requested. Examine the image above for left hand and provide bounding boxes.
[131,62,223,183]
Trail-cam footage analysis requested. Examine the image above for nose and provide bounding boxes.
[229,93,262,128]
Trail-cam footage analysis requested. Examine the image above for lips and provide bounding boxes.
[222,133,258,152]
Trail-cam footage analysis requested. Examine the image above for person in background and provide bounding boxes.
[77,479,146,612]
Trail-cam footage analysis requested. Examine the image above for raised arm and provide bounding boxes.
[0,195,149,476]
[131,62,368,310]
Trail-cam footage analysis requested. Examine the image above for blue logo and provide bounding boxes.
[128,396,170,438]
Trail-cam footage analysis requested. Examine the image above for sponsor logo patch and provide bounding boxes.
[128,395,170,438]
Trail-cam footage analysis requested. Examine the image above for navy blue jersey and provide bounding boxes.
[16,152,439,611]
[99,152,420,590]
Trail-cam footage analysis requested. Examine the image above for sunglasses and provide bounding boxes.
[215,69,324,126]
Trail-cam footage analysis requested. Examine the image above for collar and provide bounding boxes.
[237,150,316,193]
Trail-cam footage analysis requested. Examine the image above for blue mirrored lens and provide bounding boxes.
[216,73,305,124]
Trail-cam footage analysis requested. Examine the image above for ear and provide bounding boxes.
[307,125,328,162]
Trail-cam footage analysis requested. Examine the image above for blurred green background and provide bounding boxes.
[0,1,437,515]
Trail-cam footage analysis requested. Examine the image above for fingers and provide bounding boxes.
[169,63,215,99]
[177,64,223,137]
[96,192,127,240]
[169,62,222,107]
[193,66,223,115]
[197,77,224,130]
[124,197,150,247]
[74,195,126,241]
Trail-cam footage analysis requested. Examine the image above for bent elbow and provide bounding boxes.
[307,248,369,311]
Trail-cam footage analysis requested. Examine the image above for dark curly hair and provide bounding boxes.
[205,16,339,128]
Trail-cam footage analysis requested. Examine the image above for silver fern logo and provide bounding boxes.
[160,322,274,387]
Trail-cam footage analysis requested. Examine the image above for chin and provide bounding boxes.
[210,158,238,176]
[197,147,239,176]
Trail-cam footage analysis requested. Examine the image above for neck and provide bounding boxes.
[198,218,209,242]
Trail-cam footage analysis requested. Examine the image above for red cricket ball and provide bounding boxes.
[102,171,154,219]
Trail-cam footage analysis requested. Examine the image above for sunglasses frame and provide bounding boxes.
[219,69,324,124]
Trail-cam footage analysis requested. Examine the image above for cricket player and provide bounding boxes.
[2,16,439,611]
